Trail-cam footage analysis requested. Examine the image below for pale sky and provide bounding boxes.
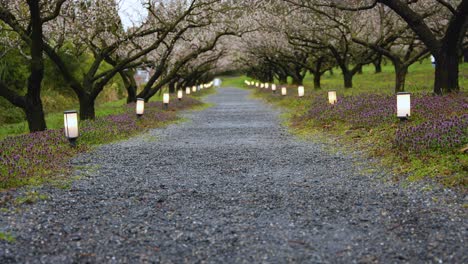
[117,0,148,29]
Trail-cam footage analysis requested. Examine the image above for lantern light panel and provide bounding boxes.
[64,110,79,139]
[136,98,145,116]
[397,92,411,119]
[328,91,337,105]
[281,87,287,96]
[186,87,191,95]
[298,86,304,97]
[177,90,183,100]
[163,93,170,104]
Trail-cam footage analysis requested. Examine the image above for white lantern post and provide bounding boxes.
[397,92,411,120]
[186,87,191,95]
[281,87,287,96]
[136,98,145,118]
[298,86,305,97]
[64,110,79,147]
[272,84,277,93]
[214,78,221,87]
[192,86,197,93]
[328,90,337,105]
[177,90,183,101]
[163,93,170,110]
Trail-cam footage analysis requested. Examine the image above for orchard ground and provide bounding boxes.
[1,60,466,190]
[0,88,215,190]
[227,61,467,189]
[0,87,465,262]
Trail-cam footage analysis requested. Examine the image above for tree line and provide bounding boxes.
[0,0,245,132]
[239,0,467,95]
[1,0,467,133]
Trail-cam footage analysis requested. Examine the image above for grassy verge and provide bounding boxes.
[301,60,468,95]
[0,99,129,140]
[0,89,174,140]
[0,231,15,243]
[0,88,214,190]
[221,76,248,88]
[238,62,467,189]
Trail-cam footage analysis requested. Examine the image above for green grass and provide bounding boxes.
[254,90,467,188]
[0,98,128,140]
[0,87,180,140]
[221,76,249,88]
[147,87,169,102]
[190,86,218,99]
[14,190,49,205]
[310,60,468,94]
[0,232,15,243]
[242,60,467,95]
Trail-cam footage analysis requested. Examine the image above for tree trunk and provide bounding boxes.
[343,71,353,88]
[25,61,47,131]
[373,55,382,73]
[24,99,46,132]
[291,75,303,85]
[120,71,137,103]
[313,73,321,89]
[144,82,164,102]
[434,53,459,95]
[394,63,408,93]
[266,71,274,83]
[25,0,47,132]
[126,83,137,103]
[357,65,363,74]
[168,80,176,93]
[79,94,96,120]
[278,75,288,85]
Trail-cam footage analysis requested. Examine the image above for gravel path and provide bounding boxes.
[1,87,467,263]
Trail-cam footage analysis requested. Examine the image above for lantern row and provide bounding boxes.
[245,80,411,120]
[64,81,216,147]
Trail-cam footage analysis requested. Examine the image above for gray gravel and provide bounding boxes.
[0,87,467,263]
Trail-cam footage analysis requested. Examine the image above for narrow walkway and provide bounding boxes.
[1,88,466,263]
